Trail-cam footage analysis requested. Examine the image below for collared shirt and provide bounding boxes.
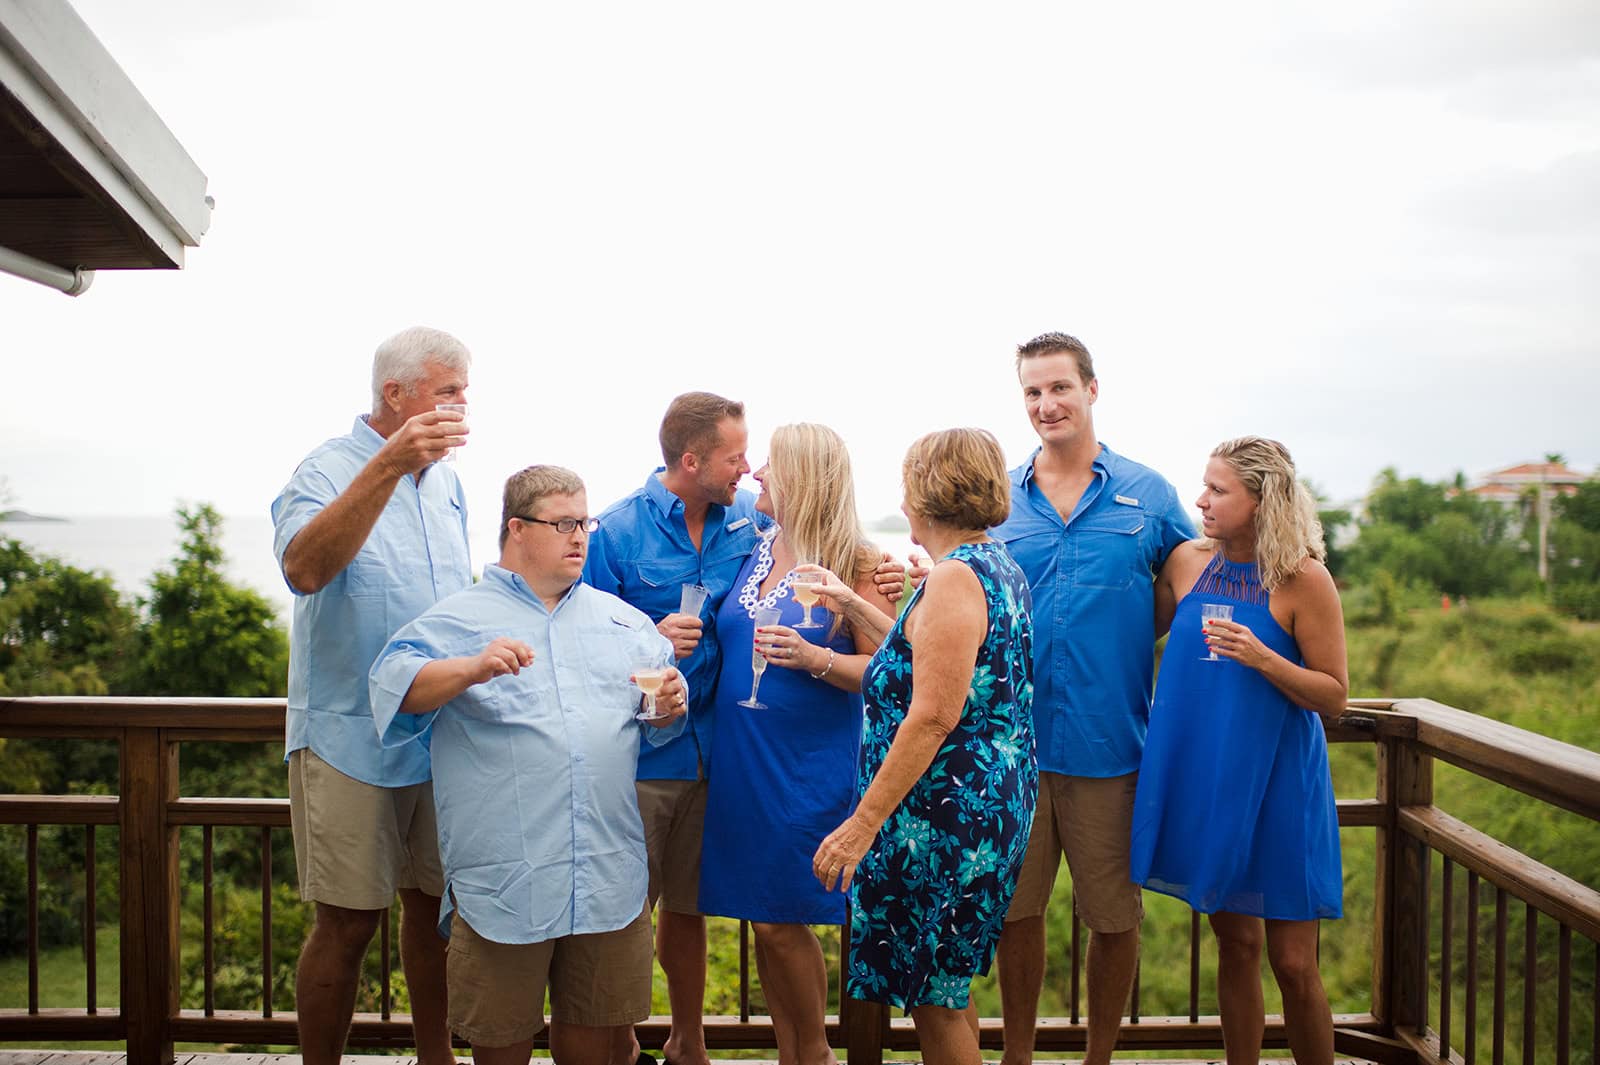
[993,443,1195,778]
[272,415,472,787]
[583,469,769,780]
[369,566,681,944]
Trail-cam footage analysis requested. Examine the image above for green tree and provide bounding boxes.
[132,504,288,698]
[0,539,139,698]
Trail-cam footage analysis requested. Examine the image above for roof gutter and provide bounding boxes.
[0,242,94,295]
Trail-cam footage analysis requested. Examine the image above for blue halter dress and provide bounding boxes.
[1129,554,1342,921]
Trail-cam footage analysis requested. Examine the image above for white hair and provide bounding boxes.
[370,326,472,414]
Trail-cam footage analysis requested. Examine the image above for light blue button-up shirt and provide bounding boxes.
[272,416,472,787]
[583,469,770,780]
[992,444,1195,778]
[369,565,682,944]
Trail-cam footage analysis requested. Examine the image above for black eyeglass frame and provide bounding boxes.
[509,514,601,535]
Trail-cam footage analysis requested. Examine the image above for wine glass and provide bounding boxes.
[738,606,783,709]
[435,403,468,462]
[790,570,825,629]
[634,660,669,720]
[1200,604,1234,661]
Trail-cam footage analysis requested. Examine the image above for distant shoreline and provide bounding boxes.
[0,509,68,523]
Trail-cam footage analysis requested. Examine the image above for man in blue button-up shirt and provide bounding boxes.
[992,333,1195,1065]
[371,465,686,1065]
[271,326,473,1065]
[584,391,764,1065]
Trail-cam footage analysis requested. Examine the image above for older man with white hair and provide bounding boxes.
[271,325,474,1065]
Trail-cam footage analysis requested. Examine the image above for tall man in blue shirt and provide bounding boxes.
[584,392,764,1065]
[992,333,1196,1065]
[272,326,474,1065]
[371,465,688,1065]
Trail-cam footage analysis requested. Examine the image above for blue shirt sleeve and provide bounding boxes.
[270,464,338,596]
[1153,480,1198,566]
[369,631,442,749]
[583,524,626,598]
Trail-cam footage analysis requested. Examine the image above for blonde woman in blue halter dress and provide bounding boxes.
[1130,436,1349,1065]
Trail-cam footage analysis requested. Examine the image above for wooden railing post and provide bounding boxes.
[121,726,179,1065]
[1375,736,1433,1037]
[841,991,889,1065]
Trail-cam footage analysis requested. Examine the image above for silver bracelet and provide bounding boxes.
[810,647,837,680]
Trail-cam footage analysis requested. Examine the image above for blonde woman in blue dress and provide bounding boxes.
[1130,436,1349,1065]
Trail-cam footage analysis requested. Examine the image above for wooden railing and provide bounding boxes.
[0,696,1595,1065]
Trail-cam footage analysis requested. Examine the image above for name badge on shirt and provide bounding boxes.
[727,517,751,531]
[1114,494,1140,507]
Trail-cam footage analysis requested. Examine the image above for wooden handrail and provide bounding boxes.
[3,694,1597,1065]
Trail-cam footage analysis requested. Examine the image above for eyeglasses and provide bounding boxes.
[511,514,600,535]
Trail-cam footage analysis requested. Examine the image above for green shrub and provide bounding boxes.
[1552,579,1600,621]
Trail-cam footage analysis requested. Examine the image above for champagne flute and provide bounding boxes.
[790,570,825,629]
[1200,604,1234,661]
[634,661,669,720]
[738,606,783,709]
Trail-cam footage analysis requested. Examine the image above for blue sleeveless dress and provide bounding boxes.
[1129,554,1342,920]
[846,540,1037,1009]
[698,532,863,924]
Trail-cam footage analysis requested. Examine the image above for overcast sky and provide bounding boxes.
[3,0,1596,530]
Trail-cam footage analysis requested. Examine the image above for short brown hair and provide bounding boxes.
[1016,332,1095,384]
[902,428,1011,531]
[659,392,745,469]
[500,465,585,548]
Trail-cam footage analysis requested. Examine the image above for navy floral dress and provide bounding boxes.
[847,540,1037,1009]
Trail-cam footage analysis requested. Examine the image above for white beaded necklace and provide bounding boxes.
[736,529,795,617]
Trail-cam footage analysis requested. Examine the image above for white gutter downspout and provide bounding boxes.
[0,243,94,296]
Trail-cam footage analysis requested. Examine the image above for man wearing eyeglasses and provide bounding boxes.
[271,326,472,1065]
[371,465,687,1065]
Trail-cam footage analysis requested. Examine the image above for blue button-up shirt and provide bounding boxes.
[272,416,472,787]
[993,443,1195,778]
[369,566,681,944]
[583,469,769,780]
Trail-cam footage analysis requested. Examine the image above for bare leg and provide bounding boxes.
[398,888,454,1065]
[295,903,381,1065]
[911,1003,981,1065]
[751,922,836,1065]
[657,910,711,1065]
[550,1023,625,1065]
[1209,911,1266,1065]
[605,1023,642,1065]
[1083,927,1138,1065]
[996,915,1044,1065]
[470,1036,535,1065]
[1266,919,1334,1065]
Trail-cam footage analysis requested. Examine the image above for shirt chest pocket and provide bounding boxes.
[637,558,699,592]
[1071,516,1147,590]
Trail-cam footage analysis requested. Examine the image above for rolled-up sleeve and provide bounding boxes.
[270,465,337,596]
[370,634,441,748]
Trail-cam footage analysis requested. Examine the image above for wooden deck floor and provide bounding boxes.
[0,1049,1382,1055]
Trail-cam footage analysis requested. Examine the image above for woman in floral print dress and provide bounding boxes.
[811,428,1036,1065]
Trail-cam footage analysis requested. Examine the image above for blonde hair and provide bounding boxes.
[902,428,1011,531]
[1211,436,1325,591]
[767,424,878,588]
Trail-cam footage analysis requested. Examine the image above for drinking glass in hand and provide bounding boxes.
[1200,603,1233,661]
[738,606,783,709]
[634,664,669,721]
[790,571,825,629]
[435,403,468,462]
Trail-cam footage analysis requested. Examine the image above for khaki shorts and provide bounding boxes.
[1006,770,1143,933]
[635,777,707,915]
[446,907,653,1046]
[287,748,445,909]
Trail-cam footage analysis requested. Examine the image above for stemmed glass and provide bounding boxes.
[1200,604,1234,661]
[738,606,783,709]
[790,570,825,629]
[435,403,468,462]
[634,658,669,721]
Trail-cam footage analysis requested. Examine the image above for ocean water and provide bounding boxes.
[1,514,921,626]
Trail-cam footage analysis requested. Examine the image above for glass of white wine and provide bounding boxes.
[738,606,783,709]
[790,570,825,629]
[634,661,669,721]
[1200,603,1234,661]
